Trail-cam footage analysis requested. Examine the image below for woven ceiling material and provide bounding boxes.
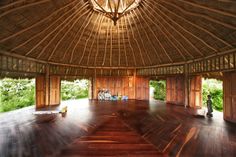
[0,0,236,69]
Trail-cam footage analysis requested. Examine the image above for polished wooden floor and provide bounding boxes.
[0,99,236,157]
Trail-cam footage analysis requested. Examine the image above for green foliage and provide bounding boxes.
[0,78,35,112]
[61,79,88,100]
[0,78,89,113]
[150,80,166,101]
[202,79,223,112]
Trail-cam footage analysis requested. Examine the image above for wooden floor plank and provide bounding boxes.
[58,117,162,157]
[0,99,236,157]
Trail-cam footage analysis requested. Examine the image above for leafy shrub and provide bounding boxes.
[0,78,89,113]
[202,79,223,112]
[61,79,88,100]
[150,80,166,101]
[0,78,35,112]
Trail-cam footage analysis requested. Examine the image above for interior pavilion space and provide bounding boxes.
[0,0,236,156]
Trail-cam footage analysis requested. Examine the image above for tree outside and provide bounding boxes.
[61,79,88,100]
[0,78,89,113]
[0,78,35,112]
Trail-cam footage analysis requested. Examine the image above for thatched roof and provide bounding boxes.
[0,0,236,77]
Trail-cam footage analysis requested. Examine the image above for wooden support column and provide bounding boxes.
[223,72,236,123]
[189,75,202,108]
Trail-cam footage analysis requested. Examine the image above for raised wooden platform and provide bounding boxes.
[0,99,235,157]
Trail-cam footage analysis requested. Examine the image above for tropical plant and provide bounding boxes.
[202,78,223,112]
[60,79,88,100]
[0,78,35,112]
[150,80,166,101]
[0,78,89,113]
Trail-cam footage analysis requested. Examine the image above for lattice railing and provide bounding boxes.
[1,51,236,78]
[189,52,236,74]
[136,65,184,76]
[0,54,45,76]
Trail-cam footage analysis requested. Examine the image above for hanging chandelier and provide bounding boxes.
[90,0,141,25]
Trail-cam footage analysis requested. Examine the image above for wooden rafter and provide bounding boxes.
[0,0,235,77]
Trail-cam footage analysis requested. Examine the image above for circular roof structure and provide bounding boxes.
[0,0,236,70]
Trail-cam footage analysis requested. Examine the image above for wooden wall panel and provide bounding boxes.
[166,76,185,105]
[177,79,185,104]
[135,77,149,100]
[166,78,171,102]
[189,76,202,108]
[128,77,134,99]
[36,75,61,108]
[94,76,149,100]
[223,72,236,123]
[136,78,141,100]
[50,76,61,105]
[36,76,46,108]
[224,73,232,121]
[95,77,131,99]
[171,78,177,102]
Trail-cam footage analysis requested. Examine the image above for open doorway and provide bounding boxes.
[0,78,35,112]
[149,80,166,101]
[60,79,89,101]
[202,78,223,117]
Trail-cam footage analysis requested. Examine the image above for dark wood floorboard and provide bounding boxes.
[0,99,236,157]
[58,117,163,157]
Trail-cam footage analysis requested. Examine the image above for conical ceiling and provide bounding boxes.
[0,0,235,69]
